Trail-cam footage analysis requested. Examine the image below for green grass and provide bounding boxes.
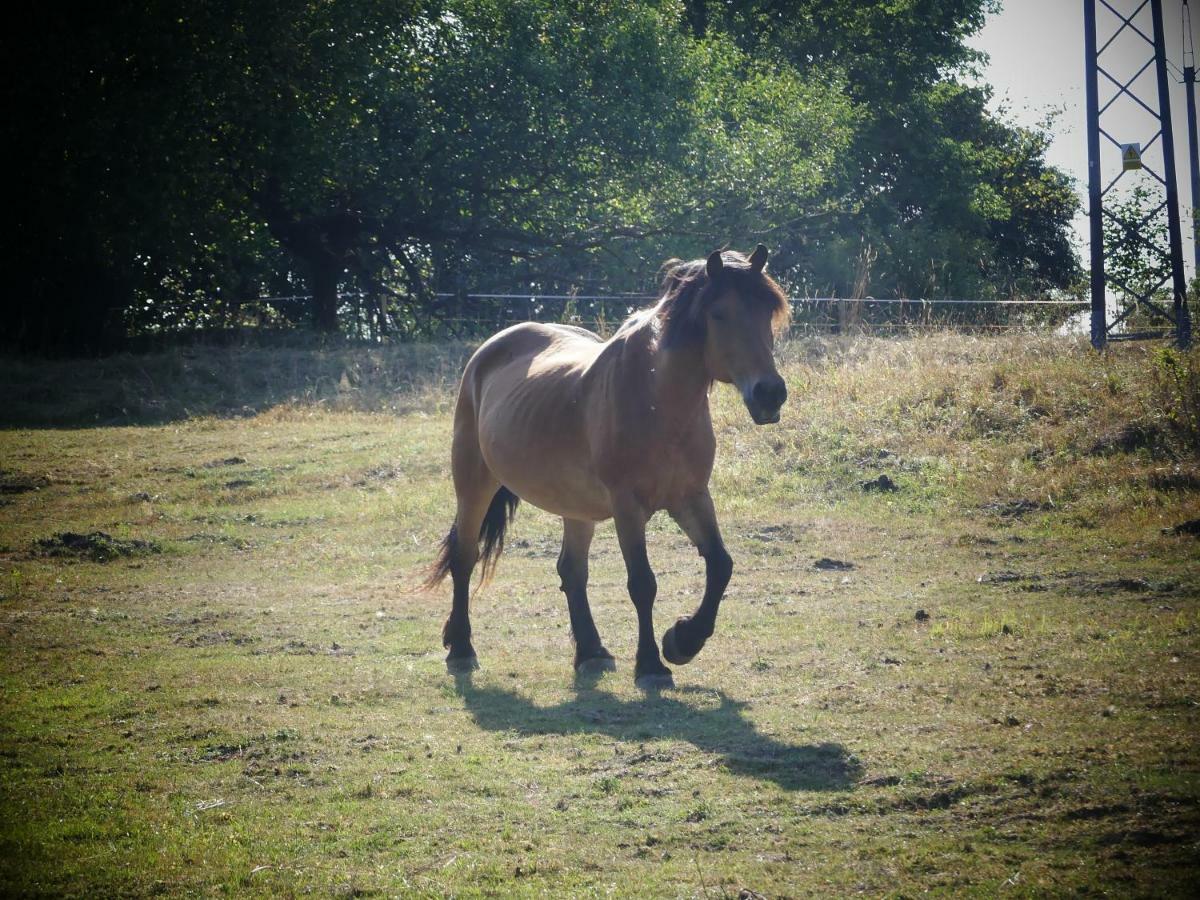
[1,333,1198,897]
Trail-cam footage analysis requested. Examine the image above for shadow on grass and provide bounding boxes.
[0,342,475,429]
[455,676,860,792]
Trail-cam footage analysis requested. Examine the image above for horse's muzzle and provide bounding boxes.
[744,376,787,425]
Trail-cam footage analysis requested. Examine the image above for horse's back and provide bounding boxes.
[461,322,601,406]
[456,323,612,520]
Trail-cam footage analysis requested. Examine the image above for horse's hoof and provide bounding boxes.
[661,625,696,666]
[575,654,617,675]
[634,671,675,692]
[446,654,480,674]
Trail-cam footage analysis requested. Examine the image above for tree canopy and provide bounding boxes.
[6,0,1079,353]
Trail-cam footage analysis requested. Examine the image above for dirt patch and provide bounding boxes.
[976,570,1045,587]
[1088,422,1162,456]
[1064,803,1132,821]
[984,498,1053,518]
[173,630,258,648]
[1164,518,1200,537]
[510,537,559,558]
[164,610,224,626]
[860,474,899,492]
[256,639,354,657]
[353,464,403,485]
[1098,829,1186,848]
[0,471,50,494]
[199,729,306,764]
[35,531,161,562]
[748,524,796,543]
[203,457,248,468]
[1148,468,1200,492]
[956,533,999,546]
[859,774,904,787]
[814,557,855,571]
[1089,578,1153,594]
[183,533,252,550]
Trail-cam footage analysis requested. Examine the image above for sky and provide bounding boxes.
[968,0,1200,280]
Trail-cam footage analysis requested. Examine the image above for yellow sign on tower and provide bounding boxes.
[1120,143,1142,171]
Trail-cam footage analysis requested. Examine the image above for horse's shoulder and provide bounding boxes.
[578,322,656,405]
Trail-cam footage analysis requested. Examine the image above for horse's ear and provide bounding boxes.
[749,244,768,273]
[706,251,724,278]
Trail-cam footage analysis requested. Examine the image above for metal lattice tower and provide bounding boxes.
[1084,0,1191,348]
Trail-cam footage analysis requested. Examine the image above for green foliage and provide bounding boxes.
[1150,347,1200,458]
[6,0,1079,351]
[692,1,1079,301]
[1103,182,1174,304]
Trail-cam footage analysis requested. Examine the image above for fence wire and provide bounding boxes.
[250,291,1090,338]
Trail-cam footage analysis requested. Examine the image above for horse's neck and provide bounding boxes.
[650,340,711,428]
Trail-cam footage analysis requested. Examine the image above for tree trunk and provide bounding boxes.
[308,260,341,332]
[684,0,707,39]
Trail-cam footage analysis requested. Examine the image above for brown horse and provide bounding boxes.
[426,246,790,688]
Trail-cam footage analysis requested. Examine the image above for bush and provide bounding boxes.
[1150,347,1200,458]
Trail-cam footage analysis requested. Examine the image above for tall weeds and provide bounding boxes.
[1150,347,1200,458]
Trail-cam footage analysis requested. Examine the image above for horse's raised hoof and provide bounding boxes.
[661,624,697,666]
[575,653,617,675]
[445,653,480,675]
[634,671,675,692]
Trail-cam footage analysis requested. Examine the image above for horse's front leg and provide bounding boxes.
[612,494,673,690]
[662,490,733,666]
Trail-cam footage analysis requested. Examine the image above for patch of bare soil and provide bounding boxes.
[35,531,160,562]
[1088,422,1163,456]
[0,470,50,494]
[1148,468,1200,492]
[860,473,899,492]
[183,533,252,550]
[172,630,258,648]
[353,464,403,486]
[1164,518,1200,537]
[510,537,559,558]
[983,498,1054,518]
[748,524,797,543]
[203,457,247,468]
[814,557,855,571]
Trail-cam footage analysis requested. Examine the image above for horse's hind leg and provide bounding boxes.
[662,490,732,666]
[559,518,615,674]
[442,439,499,673]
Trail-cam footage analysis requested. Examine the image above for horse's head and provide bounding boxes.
[658,245,790,425]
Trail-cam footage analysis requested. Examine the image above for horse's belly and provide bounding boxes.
[503,470,612,521]
[481,438,612,521]
[476,373,612,522]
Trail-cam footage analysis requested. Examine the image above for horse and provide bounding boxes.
[425,246,790,689]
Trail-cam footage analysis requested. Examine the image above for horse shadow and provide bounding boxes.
[453,674,861,792]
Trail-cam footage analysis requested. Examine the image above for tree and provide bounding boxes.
[686,0,1079,300]
[5,0,1077,352]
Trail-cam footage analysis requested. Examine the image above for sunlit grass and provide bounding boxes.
[1,333,1198,896]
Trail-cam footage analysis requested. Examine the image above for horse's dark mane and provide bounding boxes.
[653,250,790,348]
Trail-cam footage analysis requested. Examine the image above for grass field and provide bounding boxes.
[1,333,1198,897]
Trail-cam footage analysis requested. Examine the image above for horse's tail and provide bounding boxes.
[477,486,520,585]
[423,486,520,590]
[423,522,459,591]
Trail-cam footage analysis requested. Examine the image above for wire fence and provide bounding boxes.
[250,290,1092,339]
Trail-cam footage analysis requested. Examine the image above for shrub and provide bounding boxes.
[1150,347,1200,458]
